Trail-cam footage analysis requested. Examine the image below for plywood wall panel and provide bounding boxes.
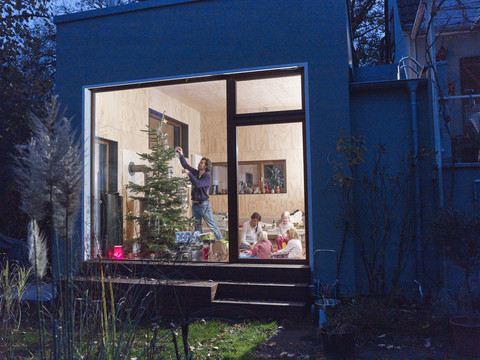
[95,87,202,240]
[201,111,227,162]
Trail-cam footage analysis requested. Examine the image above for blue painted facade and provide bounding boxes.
[55,0,438,292]
[391,0,480,211]
[350,71,438,289]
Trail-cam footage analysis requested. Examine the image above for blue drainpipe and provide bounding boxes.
[408,80,422,280]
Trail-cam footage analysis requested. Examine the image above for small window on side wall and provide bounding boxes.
[148,109,189,156]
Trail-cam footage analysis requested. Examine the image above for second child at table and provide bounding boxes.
[251,231,273,259]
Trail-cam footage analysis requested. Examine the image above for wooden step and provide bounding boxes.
[76,260,312,320]
[73,276,218,305]
[212,299,306,307]
[215,281,310,302]
[207,299,310,319]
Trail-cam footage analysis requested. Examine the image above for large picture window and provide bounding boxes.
[91,68,306,263]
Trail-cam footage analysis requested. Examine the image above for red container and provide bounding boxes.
[113,245,123,259]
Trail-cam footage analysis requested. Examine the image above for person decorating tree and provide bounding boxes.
[176,147,222,241]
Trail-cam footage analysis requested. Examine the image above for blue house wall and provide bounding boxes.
[55,0,356,288]
[54,0,441,292]
[349,73,438,289]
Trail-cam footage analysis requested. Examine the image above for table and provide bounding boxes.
[237,226,306,254]
[266,228,305,243]
[266,228,306,254]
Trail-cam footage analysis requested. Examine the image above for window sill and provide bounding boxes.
[441,161,480,169]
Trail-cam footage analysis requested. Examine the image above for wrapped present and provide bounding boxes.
[175,231,200,244]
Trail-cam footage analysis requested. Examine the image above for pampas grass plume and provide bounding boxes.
[28,219,48,279]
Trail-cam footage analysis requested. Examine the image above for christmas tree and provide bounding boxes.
[126,114,191,254]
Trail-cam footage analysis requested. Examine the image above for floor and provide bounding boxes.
[254,319,476,359]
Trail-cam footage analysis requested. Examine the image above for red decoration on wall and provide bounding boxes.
[436,43,448,62]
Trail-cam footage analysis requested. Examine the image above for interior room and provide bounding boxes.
[91,71,306,262]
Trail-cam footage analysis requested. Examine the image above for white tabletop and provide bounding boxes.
[266,228,305,236]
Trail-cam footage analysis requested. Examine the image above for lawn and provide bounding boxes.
[3,319,278,359]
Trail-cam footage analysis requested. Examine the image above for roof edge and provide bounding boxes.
[350,77,428,91]
[54,0,202,24]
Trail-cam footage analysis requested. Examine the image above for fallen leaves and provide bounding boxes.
[378,343,402,350]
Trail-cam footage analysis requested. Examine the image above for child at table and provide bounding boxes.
[275,211,294,251]
[273,227,302,259]
[251,231,273,259]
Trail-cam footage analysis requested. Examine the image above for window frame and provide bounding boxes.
[89,67,307,264]
[148,109,189,156]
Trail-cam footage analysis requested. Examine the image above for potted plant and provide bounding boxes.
[264,165,285,193]
[430,206,480,356]
[319,322,357,360]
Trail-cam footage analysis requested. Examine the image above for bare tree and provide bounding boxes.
[349,0,387,66]
[56,0,146,13]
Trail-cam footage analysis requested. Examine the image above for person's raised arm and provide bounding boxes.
[177,147,197,173]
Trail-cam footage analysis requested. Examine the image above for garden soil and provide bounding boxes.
[253,319,478,360]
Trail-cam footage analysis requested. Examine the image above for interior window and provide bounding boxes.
[149,109,189,155]
[453,57,480,162]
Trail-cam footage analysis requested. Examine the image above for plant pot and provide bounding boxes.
[314,299,341,328]
[449,315,480,357]
[320,324,356,360]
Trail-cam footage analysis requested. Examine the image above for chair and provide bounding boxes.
[210,240,228,261]
[397,56,426,80]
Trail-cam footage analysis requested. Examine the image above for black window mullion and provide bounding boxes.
[232,109,304,126]
[226,78,238,262]
[230,67,304,82]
